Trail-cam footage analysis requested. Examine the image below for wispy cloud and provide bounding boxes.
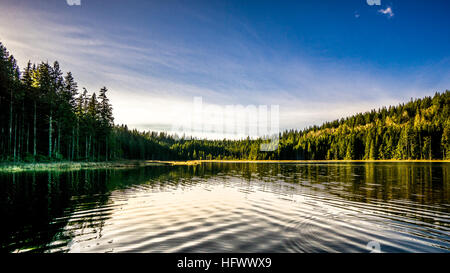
[378,7,394,18]
[0,2,446,137]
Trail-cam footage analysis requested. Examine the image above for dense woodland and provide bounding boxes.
[1,42,449,162]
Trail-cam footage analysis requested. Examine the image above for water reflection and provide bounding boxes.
[0,162,449,253]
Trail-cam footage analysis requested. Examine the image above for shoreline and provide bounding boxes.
[0,159,448,173]
[197,159,450,163]
[0,160,170,173]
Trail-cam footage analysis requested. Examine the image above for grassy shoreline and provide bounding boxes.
[197,159,450,163]
[0,160,171,173]
[0,159,448,173]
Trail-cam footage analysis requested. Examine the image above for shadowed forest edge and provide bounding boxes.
[1,42,449,163]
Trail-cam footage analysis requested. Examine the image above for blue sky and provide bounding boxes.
[0,0,449,137]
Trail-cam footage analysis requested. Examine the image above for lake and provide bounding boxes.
[1,162,449,253]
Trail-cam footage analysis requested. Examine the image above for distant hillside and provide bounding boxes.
[277,91,450,160]
[1,41,448,162]
[166,91,449,161]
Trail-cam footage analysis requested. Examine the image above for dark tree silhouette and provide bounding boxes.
[0,42,449,162]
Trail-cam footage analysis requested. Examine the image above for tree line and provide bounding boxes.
[279,90,449,161]
[0,42,115,162]
[169,91,449,161]
[1,42,449,162]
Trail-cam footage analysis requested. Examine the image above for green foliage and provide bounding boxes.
[0,42,448,162]
[169,91,449,161]
[0,42,114,162]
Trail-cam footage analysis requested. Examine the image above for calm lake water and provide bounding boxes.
[1,162,449,253]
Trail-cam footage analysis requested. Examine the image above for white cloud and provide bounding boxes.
[378,7,394,17]
[1,2,446,138]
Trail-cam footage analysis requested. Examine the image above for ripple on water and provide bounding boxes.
[4,163,449,253]
[56,177,447,253]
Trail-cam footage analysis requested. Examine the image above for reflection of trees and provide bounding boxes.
[0,166,178,253]
[1,163,448,252]
[199,162,449,216]
[0,171,72,252]
[206,162,450,226]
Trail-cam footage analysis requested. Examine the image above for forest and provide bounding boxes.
[1,42,449,162]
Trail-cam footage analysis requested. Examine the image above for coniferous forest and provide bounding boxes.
[0,42,449,162]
